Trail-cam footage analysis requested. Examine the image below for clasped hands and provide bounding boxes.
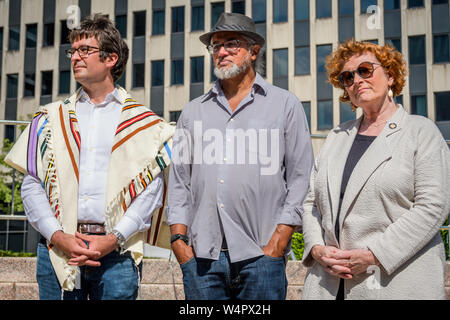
[311,245,380,279]
[50,230,119,267]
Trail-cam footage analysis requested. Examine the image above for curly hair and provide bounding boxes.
[69,14,129,83]
[326,39,407,111]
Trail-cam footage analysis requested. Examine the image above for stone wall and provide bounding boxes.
[0,258,448,300]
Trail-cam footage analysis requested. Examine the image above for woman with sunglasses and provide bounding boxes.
[301,39,449,300]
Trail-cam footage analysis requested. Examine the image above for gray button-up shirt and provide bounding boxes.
[166,73,314,262]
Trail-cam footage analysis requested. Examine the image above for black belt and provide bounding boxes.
[221,237,228,251]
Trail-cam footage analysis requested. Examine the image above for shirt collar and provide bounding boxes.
[201,72,269,103]
[77,87,121,105]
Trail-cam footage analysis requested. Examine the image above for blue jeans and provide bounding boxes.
[181,251,288,300]
[36,242,142,300]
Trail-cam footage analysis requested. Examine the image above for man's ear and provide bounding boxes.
[105,52,119,68]
[251,45,261,62]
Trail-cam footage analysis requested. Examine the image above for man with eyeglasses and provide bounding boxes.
[167,13,314,300]
[6,14,174,300]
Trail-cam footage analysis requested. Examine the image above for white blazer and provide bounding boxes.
[302,106,450,300]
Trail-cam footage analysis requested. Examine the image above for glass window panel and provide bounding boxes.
[115,15,127,38]
[385,0,400,10]
[117,70,126,88]
[170,111,182,123]
[273,48,288,78]
[153,10,165,35]
[295,46,310,75]
[0,27,3,51]
[26,24,37,48]
[191,56,204,83]
[172,6,185,33]
[0,234,5,251]
[411,95,427,117]
[408,0,424,8]
[409,36,426,65]
[339,0,354,15]
[41,71,53,96]
[252,0,267,23]
[316,44,332,72]
[386,38,402,52]
[9,220,26,231]
[433,34,450,63]
[316,0,332,18]
[340,102,355,123]
[295,0,309,20]
[134,11,146,37]
[317,100,333,130]
[395,94,403,105]
[152,60,164,86]
[5,125,15,142]
[24,73,35,97]
[432,0,448,4]
[7,74,18,99]
[8,233,24,252]
[211,56,217,82]
[59,70,70,95]
[361,0,377,13]
[43,23,54,47]
[302,101,311,131]
[232,1,246,14]
[211,2,225,27]
[171,59,184,85]
[133,63,145,88]
[191,6,204,31]
[435,91,450,121]
[273,0,288,22]
[60,20,70,45]
[8,26,20,51]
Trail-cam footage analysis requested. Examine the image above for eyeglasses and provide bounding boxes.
[207,39,244,55]
[338,61,382,87]
[65,45,101,58]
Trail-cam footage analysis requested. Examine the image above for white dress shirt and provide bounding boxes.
[21,88,164,241]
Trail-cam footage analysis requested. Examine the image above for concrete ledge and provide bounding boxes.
[0,258,448,300]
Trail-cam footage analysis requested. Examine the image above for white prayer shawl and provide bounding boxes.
[5,87,175,291]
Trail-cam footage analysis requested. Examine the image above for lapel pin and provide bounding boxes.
[389,123,397,129]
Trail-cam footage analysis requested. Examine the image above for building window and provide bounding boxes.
[134,11,146,37]
[361,0,377,13]
[152,10,165,35]
[24,73,35,97]
[316,0,332,19]
[41,71,53,96]
[171,59,184,85]
[211,56,217,82]
[7,74,18,99]
[26,24,37,48]
[340,102,355,123]
[115,15,127,38]
[172,6,185,33]
[339,0,354,15]
[433,34,450,63]
[190,56,204,83]
[295,46,310,75]
[317,100,333,130]
[8,26,20,51]
[252,0,267,23]
[170,111,182,123]
[43,23,55,47]
[232,0,246,14]
[302,101,311,131]
[151,60,164,86]
[295,0,309,20]
[385,0,401,10]
[133,63,145,88]
[317,44,332,72]
[211,2,225,27]
[59,70,71,95]
[411,95,427,117]
[273,0,288,23]
[117,70,126,88]
[409,35,426,65]
[408,0,424,8]
[60,20,70,45]
[191,5,204,31]
[432,0,448,4]
[386,38,402,53]
[435,91,450,121]
[273,48,288,89]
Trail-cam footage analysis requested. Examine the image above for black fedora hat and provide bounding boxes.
[199,12,265,47]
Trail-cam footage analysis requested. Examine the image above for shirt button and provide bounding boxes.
[223,158,227,162]
[84,196,89,201]
[230,118,234,122]
[220,204,224,208]
[220,179,224,184]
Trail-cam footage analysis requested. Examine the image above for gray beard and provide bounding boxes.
[214,55,252,80]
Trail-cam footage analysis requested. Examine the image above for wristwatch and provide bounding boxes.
[170,233,189,245]
[111,229,126,247]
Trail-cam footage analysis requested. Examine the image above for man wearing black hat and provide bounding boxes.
[166,13,313,300]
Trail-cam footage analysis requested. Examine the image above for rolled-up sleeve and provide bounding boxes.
[276,96,314,228]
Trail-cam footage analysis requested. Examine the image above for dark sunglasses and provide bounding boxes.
[338,61,382,87]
